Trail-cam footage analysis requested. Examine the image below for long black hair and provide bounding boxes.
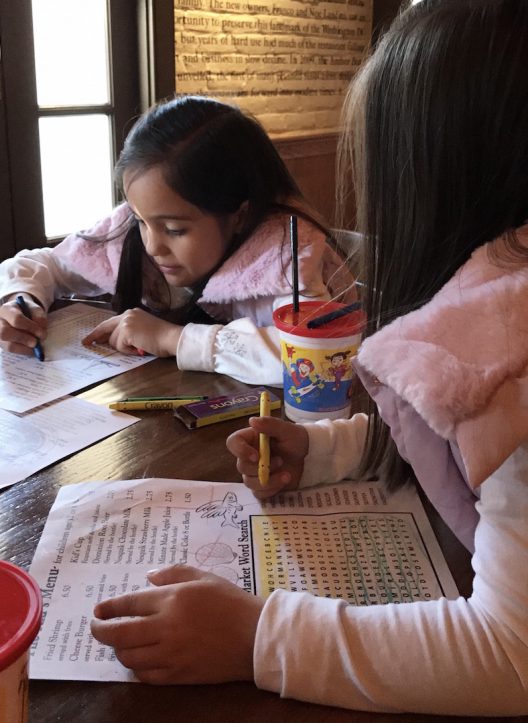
[337,0,528,483]
[110,95,329,319]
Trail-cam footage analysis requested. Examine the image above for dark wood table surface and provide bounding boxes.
[1,357,513,723]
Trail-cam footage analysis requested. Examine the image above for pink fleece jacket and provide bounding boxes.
[52,203,354,310]
[354,225,528,548]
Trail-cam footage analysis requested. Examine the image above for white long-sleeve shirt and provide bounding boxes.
[254,415,528,715]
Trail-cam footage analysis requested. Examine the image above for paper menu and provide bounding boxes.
[0,396,139,489]
[28,477,458,682]
[0,303,153,413]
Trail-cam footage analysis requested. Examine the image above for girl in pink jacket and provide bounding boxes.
[0,96,353,385]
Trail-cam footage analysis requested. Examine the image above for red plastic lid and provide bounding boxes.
[0,560,43,672]
[273,301,366,339]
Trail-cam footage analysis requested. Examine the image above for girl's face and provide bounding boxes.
[124,166,245,287]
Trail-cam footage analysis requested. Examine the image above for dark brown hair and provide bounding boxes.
[111,95,329,318]
[337,0,528,484]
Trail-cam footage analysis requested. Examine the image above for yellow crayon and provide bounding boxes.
[258,391,271,487]
[108,398,203,411]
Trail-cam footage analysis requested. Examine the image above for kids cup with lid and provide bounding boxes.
[273,301,366,423]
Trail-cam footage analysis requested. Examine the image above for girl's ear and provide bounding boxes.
[233,200,249,233]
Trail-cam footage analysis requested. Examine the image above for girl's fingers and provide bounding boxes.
[0,341,36,356]
[236,452,283,478]
[146,564,207,587]
[114,643,164,672]
[226,419,298,457]
[227,413,306,499]
[135,668,175,685]
[91,616,159,650]
[249,416,309,461]
[22,302,47,327]
[226,428,259,463]
[0,323,42,350]
[93,587,162,620]
[110,338,142,355]
[241,460,291,499]
[0,309,45,338]
[82,317,119,346]
[235,457,256,477]
[244,476,290,499]
[32,321,48,339]
[94,567,208,619]
[248,415,296,440]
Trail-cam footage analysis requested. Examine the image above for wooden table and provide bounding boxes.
[0,358,487,723]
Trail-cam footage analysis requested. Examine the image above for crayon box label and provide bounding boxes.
[174,387,281,429]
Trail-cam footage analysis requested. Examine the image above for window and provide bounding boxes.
[32,0,114,238]
[0,0,142,260]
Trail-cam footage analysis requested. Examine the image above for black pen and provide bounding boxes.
[306,301,362,329]
[15,295,45,361]
[290,215,299,314]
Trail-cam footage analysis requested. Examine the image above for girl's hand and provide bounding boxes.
[0,294,47,356]
[82,308,182,357]
[90,565,263,685]
[226,416,309,499]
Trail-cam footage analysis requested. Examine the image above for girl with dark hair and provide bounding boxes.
[0,95,353,384]
[91,1,528,715]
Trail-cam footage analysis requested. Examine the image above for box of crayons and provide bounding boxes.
[174,387,281,429]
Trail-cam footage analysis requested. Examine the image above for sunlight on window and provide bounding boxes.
[32,0,109,107]
[31,0,113,240]
[39,116,113,238]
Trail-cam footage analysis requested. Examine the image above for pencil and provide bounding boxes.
[15,295,45,362]
[306,301,362,329]
[258,391,271,487]
[108,398,204,411]
[290,215,299,314]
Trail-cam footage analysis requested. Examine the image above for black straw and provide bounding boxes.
[307,301,362,329]
[290,215,299,313]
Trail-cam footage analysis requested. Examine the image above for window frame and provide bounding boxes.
[0,0,141,258]
[0,1,44,254]
[137,0,175,108]
[0,54,15,259]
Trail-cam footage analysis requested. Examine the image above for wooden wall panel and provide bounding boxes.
[272,0,403,228]
[275,134,339,226]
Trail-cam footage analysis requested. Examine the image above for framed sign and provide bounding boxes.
[175,0,373,137]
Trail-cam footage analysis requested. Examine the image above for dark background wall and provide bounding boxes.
[275,0,403,226]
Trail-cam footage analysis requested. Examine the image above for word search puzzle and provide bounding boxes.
[29,478,457,682]
[253,512,443,604]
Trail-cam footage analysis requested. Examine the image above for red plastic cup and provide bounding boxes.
[0,561,42,723]
[273,301,366,422]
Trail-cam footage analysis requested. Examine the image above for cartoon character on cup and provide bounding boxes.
[288,356,325,403]
[324,350,352,391]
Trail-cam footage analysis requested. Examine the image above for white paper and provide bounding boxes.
[29,478,459,682]
[0,397,139,489]
[0,303,153,413]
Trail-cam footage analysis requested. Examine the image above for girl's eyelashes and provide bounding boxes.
[133,216,184,237]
